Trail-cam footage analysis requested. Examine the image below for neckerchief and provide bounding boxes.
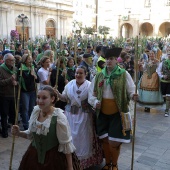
[102,65,125,85]
[19,64,34,73]
[165,59,170,70]
[1,63,16,74]
[67,66,75,71]
[19,64,35,91]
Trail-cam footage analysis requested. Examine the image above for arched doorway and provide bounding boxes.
[46,20,56,38]
[120,23,133,38]
[140,22,153,36]
[16,17,29,42]
[159,22,170,37]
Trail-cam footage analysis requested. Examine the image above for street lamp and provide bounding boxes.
[18,14,28,49]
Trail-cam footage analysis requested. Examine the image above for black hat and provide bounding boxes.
[105,48,122,58]
[2,50,13,56]
[101,46,108,57]
[87,45,91,49]
[83,53,92,58]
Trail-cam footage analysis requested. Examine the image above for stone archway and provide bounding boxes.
[15,16,29,42]
[159,22,170,37]
[140,22,153,36]
[46,20,56,38]
[120,23,133,38]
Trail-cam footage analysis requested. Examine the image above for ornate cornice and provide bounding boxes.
[1,0,74,13]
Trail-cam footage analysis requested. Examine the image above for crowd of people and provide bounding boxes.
[0,36,169,169]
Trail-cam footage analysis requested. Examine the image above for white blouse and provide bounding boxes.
[24,106,76,154]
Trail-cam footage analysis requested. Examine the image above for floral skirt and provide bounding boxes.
[19,145,81,170]
[80,114,103,169]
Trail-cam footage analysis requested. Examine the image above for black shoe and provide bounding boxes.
[2,132,8,138]
[144,107,150,112]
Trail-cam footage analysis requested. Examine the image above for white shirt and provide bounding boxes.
[37,67,49,89]
[156,62,163,78]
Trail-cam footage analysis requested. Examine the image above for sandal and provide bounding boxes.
[102,163,112,170]
[112,164,118,170]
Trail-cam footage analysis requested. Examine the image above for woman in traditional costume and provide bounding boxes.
[57,65,103,169]
[138,50,164,106]
[11,85,80,170]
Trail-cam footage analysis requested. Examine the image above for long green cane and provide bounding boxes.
[9,64,23,170]
[55,36,62,89]
[131,36,139,170]
[74,38,77,66]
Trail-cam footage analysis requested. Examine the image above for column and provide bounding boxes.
[38,14,41,36]
[6,10,9,41]
[60,16,63,37]
[33,12,36,38]
[63,18,65,37]
[0,4,3,39]
[2,9,7,39]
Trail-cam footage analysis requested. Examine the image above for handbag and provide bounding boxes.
[121,112,132,131]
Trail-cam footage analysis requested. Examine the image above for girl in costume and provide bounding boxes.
[11,85,81,170]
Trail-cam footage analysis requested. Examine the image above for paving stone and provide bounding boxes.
[154,161,170,169]
[136,155,158,166]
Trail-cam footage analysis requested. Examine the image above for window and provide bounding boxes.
[145,0,151,7]
[166,0,170,6]
[46,20,55,28]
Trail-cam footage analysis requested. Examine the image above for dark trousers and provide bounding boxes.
[0,96,16,133]
[161,82,170,96]
[0,96,3,128]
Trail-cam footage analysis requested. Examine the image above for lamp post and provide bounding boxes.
[18,14,28,49]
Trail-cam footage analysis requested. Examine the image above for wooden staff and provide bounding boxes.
[74,38,77,66]
[131,36,139,170]
[55,36,62,89]
[9,64,23,170]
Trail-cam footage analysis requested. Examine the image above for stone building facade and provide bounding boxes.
[0,0,74,41]
[98,0,170,38]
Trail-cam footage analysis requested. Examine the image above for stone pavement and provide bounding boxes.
[0,104,170,170]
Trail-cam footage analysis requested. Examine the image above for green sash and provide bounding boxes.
[1,63,16,74]
[165,59,170,70]
[19,64,35,91]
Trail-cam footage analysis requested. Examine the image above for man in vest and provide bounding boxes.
[96,46,107,72]
[157,51,170,117]
[88,47,138,170]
